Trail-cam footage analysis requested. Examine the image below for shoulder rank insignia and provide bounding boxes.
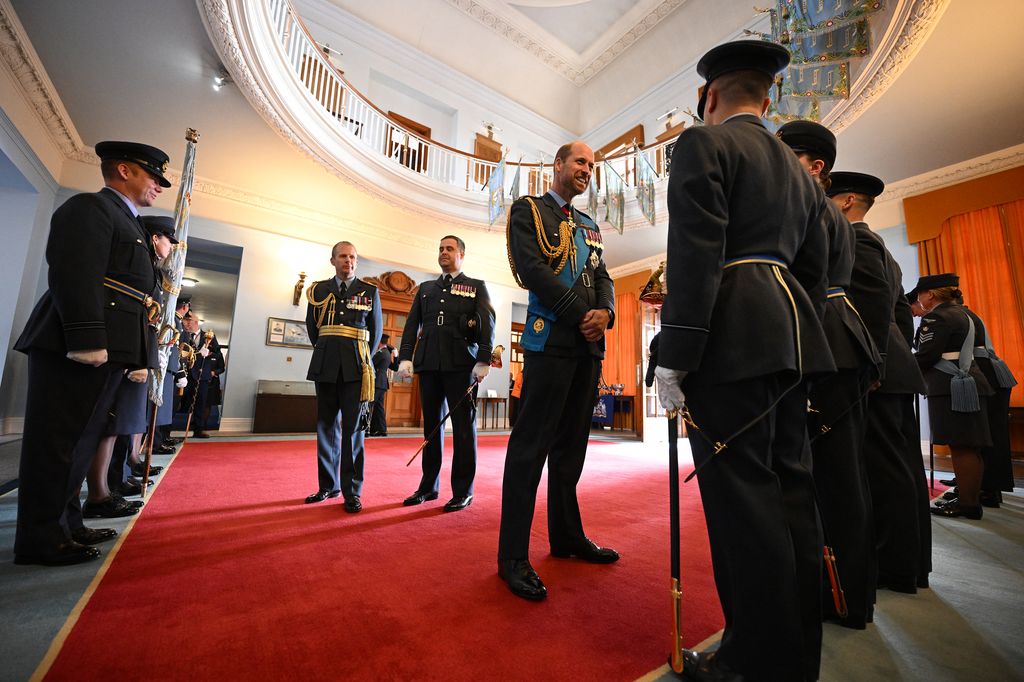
[532,318,545,333]
[452,283,477,298]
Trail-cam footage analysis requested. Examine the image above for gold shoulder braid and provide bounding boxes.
[507,197,577,289]
[305,282,337,329]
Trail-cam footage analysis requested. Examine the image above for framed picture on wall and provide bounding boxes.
[266,317,311,348]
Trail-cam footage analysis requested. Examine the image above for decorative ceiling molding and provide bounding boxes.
[826,0,953,133]
[878,143,1024,204]
[446,0,687,85]
[0,0,91,164]
[607,253,663,279]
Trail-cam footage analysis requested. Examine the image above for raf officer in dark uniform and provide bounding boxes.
[397,235,496,512]
[368,334,397,436]
[777,121,880,629]
[497,141,616,601]
[13,140,170,566]
[829,171,930,592]
[654,42,835,681]
[181,312,224,438]
[304,241,382,513]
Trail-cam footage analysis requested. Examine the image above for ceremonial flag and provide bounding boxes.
[603,161,624,234]
[587,175,598,217]
[635,148,657,225]
[509,157,522,202]
[149,128,199,406]
[487,156,506,225]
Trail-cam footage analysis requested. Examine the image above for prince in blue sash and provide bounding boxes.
[497,141,617,601]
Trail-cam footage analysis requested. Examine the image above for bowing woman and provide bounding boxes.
[913,275,994,519]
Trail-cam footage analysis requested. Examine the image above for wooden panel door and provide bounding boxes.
[384,309,420,427]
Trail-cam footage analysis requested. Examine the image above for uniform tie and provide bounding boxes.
[338,281,347,298]
[444,274,452,286]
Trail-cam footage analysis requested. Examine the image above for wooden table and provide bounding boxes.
[477,396,507,430]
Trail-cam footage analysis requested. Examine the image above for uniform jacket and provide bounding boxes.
[821,199,879,370]
[185,330,225,382]
[167,313,183,375]
[961,305,1013,391]
[15,188,157,368]
[916,302,993,397]
[847,222,925,394]
[659,113,834,385]
[305,277,383,383]
[398,272,496,372]
[372,345,397,390]
[507,193,615,359]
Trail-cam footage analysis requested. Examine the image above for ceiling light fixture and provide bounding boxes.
[181,277,199,287]
[213,68,232,91]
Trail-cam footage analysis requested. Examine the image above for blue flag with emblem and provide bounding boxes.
[149,128,199,407]
[635,147,657,225]
[509,157,522,202]
[488,156,506,225]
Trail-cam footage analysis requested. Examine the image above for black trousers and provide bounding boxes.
[314,379,365,497]
[15,350,123,555]
[370,388,388,435]
[809,367,874,627]
[498,353,600,561]
[687,375,822,682]
[416,370,477,497]
[864,392,928,584]
[981,387,1014,492]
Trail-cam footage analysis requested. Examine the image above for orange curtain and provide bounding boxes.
[603,292,640,395]
[920,200,1024,406]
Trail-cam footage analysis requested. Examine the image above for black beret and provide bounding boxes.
[907,273,959,302]
[696,40,790,120]
[140,215,179,244]
[95,140,172,188]
[776,120,836,170]
[826,171,884,198]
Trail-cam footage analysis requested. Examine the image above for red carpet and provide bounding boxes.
[44,435,722,681]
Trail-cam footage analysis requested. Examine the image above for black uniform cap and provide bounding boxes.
[140,215,179,244]
[907,273,959,302]
[177,296,192,307]
[95,140,172,188]
[826,171,884,198]
[696,39,790,120]
[776,120,836,170]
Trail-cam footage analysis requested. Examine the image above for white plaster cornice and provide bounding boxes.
[878,143,1024,203]
[445,0,688,85]
[608,253,664,279]
[0,0,91,164]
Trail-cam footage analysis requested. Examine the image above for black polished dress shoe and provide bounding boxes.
[111,493,144,509]
[115,479,151,497]
[551,537,619,564]
[940,488,959,501]
[931,501,983,519]
[154,444,176,455]
[192,431,212,439]
[443,495,473,512]
[939,477,957,487]
[83,496,141,519]
[680,650,742,682]
[14,541,101,566]
[979,490,1002,508]
[403,490,439,506]
[498,559,547,601]
[305,489,342,504]
[343,496,363,513]
[131,463,164,477]
[71,527,118,545]
[163,437,183,446]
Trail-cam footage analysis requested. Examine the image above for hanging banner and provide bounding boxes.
[603,161,624,234]
[487,156,506,225]
[587,176,598,217]
[150,128,199,407]
[635,148,657,226]
[509,157,522,203]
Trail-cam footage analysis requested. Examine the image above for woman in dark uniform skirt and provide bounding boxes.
[913,275,993,519]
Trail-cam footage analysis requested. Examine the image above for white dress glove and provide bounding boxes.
[198,346,211,358]
[397,360,414,379]
[176,377,188,388]
[472,363,490,382]
[654,366,688,412]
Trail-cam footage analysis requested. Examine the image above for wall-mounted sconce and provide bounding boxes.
[293,272,307,306]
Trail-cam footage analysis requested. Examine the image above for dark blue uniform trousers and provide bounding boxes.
[415,369,478,498]
[314,378,364,498]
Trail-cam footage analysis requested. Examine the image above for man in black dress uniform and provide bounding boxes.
[777,121,880,629]
[397,236,496,512]
[181,313,224,438]
[497,141,616,601]
[654,42,835,681]
[13,140,170,566]
[829,172,930,592]
[304,241,382,513]
[368,334,397,436]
